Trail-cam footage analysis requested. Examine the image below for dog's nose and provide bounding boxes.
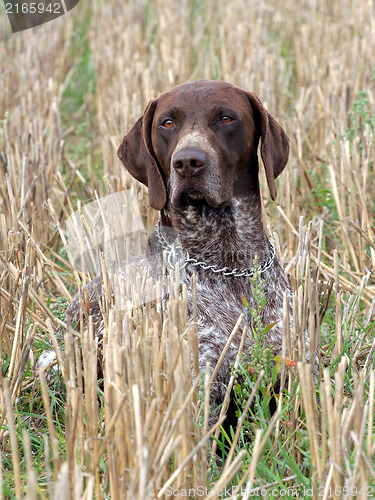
[172,148,206,177]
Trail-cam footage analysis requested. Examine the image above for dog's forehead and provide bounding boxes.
[154,80,247,112]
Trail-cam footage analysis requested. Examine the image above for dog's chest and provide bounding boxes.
[188,273,247,332]
[180,266,288,359]
[147,229,289,358]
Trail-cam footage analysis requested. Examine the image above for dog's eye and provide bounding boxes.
[162,119,174,128]
[220,116,232,123]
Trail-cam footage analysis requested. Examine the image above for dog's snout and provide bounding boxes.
[172,148,207,177]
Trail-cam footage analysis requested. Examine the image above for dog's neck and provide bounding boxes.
[161,193,270,270]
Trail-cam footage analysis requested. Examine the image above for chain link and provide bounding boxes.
[155,220,275,278]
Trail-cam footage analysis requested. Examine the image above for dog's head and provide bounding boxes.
[118,80,289,210]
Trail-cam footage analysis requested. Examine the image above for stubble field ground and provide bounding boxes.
[0,0,374,498]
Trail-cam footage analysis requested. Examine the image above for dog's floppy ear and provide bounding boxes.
[246,92,290,200]
[117,100,167,210]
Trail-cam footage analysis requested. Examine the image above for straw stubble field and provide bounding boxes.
[0,0,374,498]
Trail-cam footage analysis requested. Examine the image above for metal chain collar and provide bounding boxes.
[155,220,275,278]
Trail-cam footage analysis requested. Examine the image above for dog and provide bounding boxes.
[65,79,293,427]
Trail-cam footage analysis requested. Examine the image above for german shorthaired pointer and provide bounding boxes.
[66,80,292,421]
